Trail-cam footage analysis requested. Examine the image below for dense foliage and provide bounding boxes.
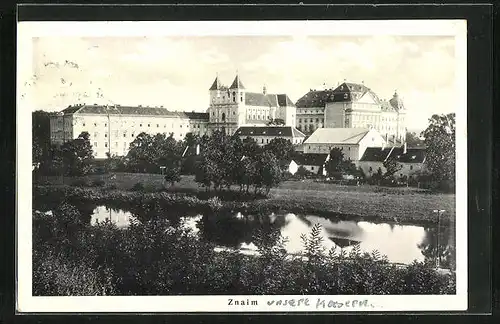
[194,131,283,195]
[420,113,456,192]
[33,203,456,296]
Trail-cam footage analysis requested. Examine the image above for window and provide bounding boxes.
[180,125,183,128]
[164,124,166,128]
[131,133,134,137]
[311,166,315,171]
[94,132,98,137]
[140,123,143,127]
[104,123,107,127]
[261,139,264,144]
[266,139,269,143]
[83,123,86,127]
[123,133,126,137]
[410,165,413,170]
[105,143,108,148]
[310,119,313,122]
[105,133,108,138]
[94,142,97,147]
[148,124,150,127]
[124,142,127,148]
[94,123,97,127]
[115,142,118,147]
[233,111,235,115]
[240,97,243,102]
[369,167,372,172]
[299,119,302,123]
[316,118,319,122]
[157,124,159,127]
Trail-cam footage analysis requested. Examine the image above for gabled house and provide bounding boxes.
[358,145,426,179]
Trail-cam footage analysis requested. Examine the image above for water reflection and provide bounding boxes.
[90,206,137,229]
[85,205,455,267]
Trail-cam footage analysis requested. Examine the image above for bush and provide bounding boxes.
[33,207,456,296]
[71,178,91,187]
[91,179,106,187]
[131,182,145,192]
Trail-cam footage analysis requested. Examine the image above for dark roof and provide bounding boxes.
[235,126,305,138]
[276,94,295,107]
[295,89,335,108]
[292,153,329,166]
[245,92,295,107]
[229,75,245,89]
[209,76,222,90]
[182,112,209,120]
[295,82,392,108]
[61,105,83,114]
[389,91,405,111]
[360,147,426,163]
[330,82,381,104]
[64,104,209,120]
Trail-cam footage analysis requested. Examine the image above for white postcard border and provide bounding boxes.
[17,19,468,313]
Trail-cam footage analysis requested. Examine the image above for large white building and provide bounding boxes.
[49,74,299,159]
[295,81,407,144]
[50,104,209,159]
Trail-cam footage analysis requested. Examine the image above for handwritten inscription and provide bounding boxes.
[266,298,374,309]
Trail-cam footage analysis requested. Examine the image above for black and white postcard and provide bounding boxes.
[17,19,467,312]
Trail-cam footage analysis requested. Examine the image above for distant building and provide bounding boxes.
[302,128,386,162]
[234,126,306,146]
[50,104,209,159]
[207,75,297,135]
[358,146,426,179]
[295,81,407,143]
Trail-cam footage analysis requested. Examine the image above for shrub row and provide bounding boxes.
[33,203,456,296]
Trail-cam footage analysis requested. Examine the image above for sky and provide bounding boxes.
[28,35,457,132]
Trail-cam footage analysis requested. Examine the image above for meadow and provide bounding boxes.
[35,172,455,224]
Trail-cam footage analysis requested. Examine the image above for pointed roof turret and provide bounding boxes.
[209,75,222,91]
[229,74,245,89]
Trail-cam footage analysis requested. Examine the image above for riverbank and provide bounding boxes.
[33,180,455,225]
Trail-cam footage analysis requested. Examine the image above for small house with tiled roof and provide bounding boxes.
[302,127,386,161]
[358,146,427,179]
[207,74,297,136]
[234,126,306,146]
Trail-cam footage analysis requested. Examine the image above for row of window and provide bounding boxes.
[297,109,323,114]
[298,118,323,123]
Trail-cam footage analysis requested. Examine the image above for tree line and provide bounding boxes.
[33,111,455,192]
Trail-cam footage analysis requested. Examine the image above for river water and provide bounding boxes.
[88,205,455,267]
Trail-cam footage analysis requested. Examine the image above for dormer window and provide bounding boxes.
[344,93,348,99]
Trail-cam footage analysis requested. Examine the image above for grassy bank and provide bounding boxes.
[33,178,455,225]
[33,203,456,296]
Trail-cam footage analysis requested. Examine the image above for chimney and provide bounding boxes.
[263,85,267,95]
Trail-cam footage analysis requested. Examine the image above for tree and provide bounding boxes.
[254,151,282,195]
[406,131,425,147]
[32,110,53,167]
[264,138,294,171]
[61,132,94,176]
[382,156,403,179]
[324,148,356,180]
[241,137,261,159]
[420,113,455,189]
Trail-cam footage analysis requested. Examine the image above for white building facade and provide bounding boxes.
[295,81,407,143]
[50,104,209,159]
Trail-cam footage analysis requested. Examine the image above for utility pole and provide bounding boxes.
[432,209,446,268]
